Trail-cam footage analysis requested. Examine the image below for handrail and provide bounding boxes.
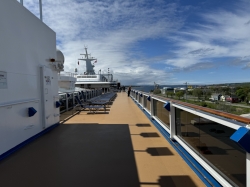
[152,95,250,124]
[59,72,75,77]
[19,0,43,21]
[0,99,39,107]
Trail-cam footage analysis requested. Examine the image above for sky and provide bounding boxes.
[20,0,250,86]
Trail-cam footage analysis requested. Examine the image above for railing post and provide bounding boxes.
[170,101,176,139]
[247,153,250,187]
[143,95,146,108]
[150,96,154,118]
[66,94,69,111]
[39,0,43,21]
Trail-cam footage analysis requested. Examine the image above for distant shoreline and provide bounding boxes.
[124,82,250,88]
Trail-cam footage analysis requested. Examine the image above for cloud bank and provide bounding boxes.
[21,0,250,85]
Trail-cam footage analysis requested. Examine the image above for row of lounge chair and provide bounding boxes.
[74,92,117,114]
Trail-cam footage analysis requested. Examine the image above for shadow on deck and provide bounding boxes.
[0,123,198,187]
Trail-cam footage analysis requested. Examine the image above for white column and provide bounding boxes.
[170,101,176,139]
[247,153,250,187]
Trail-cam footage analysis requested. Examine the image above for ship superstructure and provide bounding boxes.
[78,47,97,75]
[75,48,120,90]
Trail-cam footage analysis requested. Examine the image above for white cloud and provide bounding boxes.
[21,0,250,85]
[165,2,250,69]
[37,0,183,85]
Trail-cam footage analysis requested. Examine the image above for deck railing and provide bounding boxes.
[58,88,249,187]
[59,89,103,113]
[131,90,249,187]
[59,72,75,77]
[18,0,43,21]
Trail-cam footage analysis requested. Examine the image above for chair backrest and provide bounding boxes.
[75,95,85,108]
[81,91,87,102]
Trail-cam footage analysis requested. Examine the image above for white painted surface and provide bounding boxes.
[0,0,56,104]
[76,74,102,82]
[40,66,58,128]
[75,82,115,88]
[0,101,40,155]
[170,101,176,139]
[247,153,250,187]
[0,71,7,89]
[0,0,58,155]
[58,74,76,91]
[153,117,170,134]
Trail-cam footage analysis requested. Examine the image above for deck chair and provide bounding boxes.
[74,96,107,114]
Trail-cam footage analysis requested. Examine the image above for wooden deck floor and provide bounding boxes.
[0,92,205,187]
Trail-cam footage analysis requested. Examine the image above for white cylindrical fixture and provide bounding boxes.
[39,0,43,21]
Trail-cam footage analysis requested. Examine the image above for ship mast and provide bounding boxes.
[78,48,97,75]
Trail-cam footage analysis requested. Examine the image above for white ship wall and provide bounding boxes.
[76,74,102,82]
[0,0,59,155]
[58,75,76,90]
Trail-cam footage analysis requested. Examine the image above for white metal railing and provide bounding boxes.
[131,89,248,187]
[18,0,43,21]
[59,72,75,77]
[58,89,104,113]
[0,99,39,107]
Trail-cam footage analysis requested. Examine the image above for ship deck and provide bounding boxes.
[0,92,205,187]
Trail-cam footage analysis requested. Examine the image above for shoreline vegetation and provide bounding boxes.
[147,82,250,116]
[158,94,250,116]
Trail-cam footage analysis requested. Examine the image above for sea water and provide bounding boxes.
[133,85,189,93]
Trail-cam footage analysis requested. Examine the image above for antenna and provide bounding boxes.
[78,48,97,75]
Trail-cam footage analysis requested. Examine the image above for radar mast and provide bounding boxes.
[78,47,97,75]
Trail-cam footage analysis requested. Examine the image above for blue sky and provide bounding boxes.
[21,0,250,85]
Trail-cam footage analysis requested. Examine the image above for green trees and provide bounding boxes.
[165,91,170,97]
[165,91,174,98]
[192,88,203,100]
[187,90,193,96]
[153,89,161,94]
[153,84,250,104]
[246,93,250,104]
[169,92,174,98]
[235,86,250,101]
[175,91,184,99]
[203,89,212,100]
[221,87,230,95]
